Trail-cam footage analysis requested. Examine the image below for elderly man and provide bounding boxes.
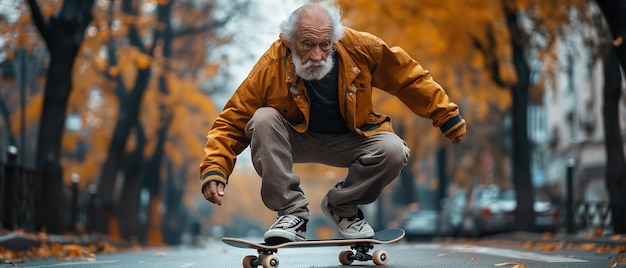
[200,2,466,244]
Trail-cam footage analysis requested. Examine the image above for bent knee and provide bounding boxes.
[246,107,284,136]
[251,107,282,122]
[378,133,410,166]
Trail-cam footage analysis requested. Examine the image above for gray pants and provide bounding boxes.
[245,107,410,220]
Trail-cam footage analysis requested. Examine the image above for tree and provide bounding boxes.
[502,0,535,231]
[26,0,95,233]
[595,0,626,234]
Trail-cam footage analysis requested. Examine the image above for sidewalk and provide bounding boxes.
[470,229,626,256]
[0,231,105,251]
[0,230,141,254]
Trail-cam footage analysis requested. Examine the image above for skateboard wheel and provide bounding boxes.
[243,255,258,268]
[372,250,388,265]
[261,254,279,268]
[338,250,354,265]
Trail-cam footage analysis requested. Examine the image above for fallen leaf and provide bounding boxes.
[579,243,597,251]
[64,244,84,258]
[593,228,604,237]
[543,244,556,252]
[470,257,479,261]
[154,252,167,257]
[438,253,448,257]
[596,246,609,254]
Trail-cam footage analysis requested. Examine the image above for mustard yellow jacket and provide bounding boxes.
[200,27,466,188]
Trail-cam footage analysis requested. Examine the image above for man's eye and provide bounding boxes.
[320,42,331,50]
[303,43,312,48]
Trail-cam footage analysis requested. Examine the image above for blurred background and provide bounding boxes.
[0,0,624,247]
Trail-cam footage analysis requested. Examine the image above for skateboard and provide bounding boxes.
[222,228,405,268]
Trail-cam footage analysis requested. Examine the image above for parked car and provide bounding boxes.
[437,188,467,237]
[460,184,511,237]
[438,184,561,238]
[498,189,560,233]
[401,207,439,240]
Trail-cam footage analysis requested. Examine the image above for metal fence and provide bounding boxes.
[572,201,612,233]
[0,160,99,233]
[0,159,36,230]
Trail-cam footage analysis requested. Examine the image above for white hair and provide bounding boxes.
[279,2,344,45]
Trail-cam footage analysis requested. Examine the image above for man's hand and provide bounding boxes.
[203,181,225,206]
[452,134,464,144]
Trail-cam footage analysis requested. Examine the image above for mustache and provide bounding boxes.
[302,59,326,68]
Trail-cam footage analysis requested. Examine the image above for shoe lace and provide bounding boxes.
[345,211,368,230]
[347,217,367,230]
[274,215,301,228]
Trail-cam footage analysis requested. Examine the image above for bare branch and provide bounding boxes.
[25,0,51,43]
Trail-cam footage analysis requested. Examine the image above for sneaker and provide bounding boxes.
[321,196,375,239]
[263,215,307,244]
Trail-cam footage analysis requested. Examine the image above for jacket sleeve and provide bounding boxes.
[370,41,466,141]
[199,78,263,190]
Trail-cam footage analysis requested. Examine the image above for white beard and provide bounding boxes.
[292,50,334,81]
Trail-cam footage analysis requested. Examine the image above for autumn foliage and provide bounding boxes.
[0,0,623,254]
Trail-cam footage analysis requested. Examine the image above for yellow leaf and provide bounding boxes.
[543,244,556,252]
[136,54,152,69]
[107,66,120,76]
[593,228,604,237]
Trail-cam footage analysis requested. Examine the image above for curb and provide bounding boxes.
[482,231,626,247]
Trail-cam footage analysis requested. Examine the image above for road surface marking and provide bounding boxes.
[410,244,588,263]
[25,260,119,267]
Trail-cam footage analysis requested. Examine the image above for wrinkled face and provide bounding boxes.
[291,17,334,80]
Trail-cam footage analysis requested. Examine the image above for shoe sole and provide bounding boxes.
[264,229,305,244]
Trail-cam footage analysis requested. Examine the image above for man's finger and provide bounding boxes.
[209,181,224,206]
[203,181,222,206]
[217,182,225,196]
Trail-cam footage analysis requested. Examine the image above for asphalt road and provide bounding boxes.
[4,238,623,268]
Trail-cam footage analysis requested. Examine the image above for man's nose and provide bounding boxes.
[309,46,324,61]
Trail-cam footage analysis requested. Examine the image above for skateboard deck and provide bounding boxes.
[222,228,405,267]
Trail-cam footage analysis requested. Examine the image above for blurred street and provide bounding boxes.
[1,231,625,267]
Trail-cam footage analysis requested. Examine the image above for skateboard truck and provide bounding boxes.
[243,248,280,268]
[339,242,388,265]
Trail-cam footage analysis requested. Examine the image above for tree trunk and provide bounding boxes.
[162,160,185,245]
[96,0,155,235]
[601,48,626,234]
[503,1,535,232]
[596,0,626,235]
[596,0,626,70]
[26,0,95,233]
[96,67,151,234]
[118,123,146,241]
